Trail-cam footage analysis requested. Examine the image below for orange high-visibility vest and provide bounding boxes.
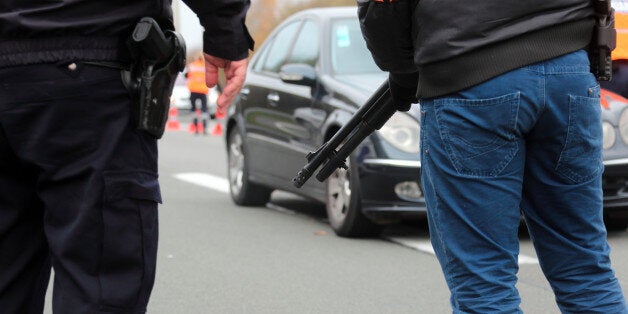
[186,60,209,94]
[613,0,628,60]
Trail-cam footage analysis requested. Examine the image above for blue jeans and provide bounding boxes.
[420,50,627,313]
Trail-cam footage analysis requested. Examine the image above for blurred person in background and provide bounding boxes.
[186,51,211,134]
[358,0,627,312]
[0,0,252,313]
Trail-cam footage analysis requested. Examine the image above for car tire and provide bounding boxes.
[325,155,382,237]
[604,214,628,231]
[227,126,272,206]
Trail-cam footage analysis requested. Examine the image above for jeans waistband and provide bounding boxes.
[523,50,591,74]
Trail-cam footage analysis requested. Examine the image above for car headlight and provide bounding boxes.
[377,112,420,153]
[620,109,628,145]
[603,121,616,149]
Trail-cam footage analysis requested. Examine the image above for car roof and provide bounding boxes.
[285,6,357,22]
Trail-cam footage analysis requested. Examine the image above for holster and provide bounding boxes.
[590,0,616,81]
[123,17,186,139]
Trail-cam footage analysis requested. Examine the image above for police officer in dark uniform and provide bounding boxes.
[0,1,253,313]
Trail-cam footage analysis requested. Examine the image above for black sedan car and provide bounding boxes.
[225,7,423,237]
[225,7,628,236]
[600,88,628,230]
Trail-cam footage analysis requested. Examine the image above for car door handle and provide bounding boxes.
[267,92,280,106]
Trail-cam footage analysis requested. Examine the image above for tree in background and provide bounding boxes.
[246,0,356,53]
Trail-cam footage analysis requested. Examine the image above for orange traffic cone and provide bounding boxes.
[196,121,204,134]
[210,122,223,136]
[187,122,197,133]
[215,107,226,119]
[166,107,181,131]
[188,121,205,134]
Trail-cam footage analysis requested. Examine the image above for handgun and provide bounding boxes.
[127,17,186,139]
[591,0,617,81]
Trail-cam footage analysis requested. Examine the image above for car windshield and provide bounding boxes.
[330,18,381,75]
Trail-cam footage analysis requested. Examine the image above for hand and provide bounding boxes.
[389,72,418,112]
[204,53,249,109]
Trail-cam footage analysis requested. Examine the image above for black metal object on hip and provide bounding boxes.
[126,17,186,139]
[591,0,616,81]
[293,81,397,188]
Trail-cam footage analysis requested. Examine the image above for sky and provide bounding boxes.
[173,0,204,54]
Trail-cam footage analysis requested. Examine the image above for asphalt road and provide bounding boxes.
[45,116,628,313]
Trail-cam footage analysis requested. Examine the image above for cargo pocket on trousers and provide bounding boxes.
[556,94,603,184]
[100,170,161,310]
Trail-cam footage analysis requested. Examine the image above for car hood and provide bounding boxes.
[333,73,387,98]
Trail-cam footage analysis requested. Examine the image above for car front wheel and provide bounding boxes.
[227,127,272,206]
[325,156,382,237]
[604,214,628,231]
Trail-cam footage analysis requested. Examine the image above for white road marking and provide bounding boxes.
[386,237,539,265]
[173,172,229,194]
[173,172,540,265]
[266,202,298,215]
[386,237,435,254]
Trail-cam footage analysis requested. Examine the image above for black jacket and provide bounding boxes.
[358,0,596,98]
[0,0,254,68]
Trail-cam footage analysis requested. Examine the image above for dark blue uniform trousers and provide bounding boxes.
[0,62,161,313]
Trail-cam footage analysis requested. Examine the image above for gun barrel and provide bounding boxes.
[315,89,397,182]
[292,81,393,188]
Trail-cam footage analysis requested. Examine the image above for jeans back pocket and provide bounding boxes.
[555,94,603,183]
[434,92,520,177]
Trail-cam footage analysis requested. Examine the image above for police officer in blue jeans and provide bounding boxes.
[0,1,252,313]
[359,0,627,312]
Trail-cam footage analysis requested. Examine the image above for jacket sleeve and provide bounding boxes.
[357,0,417,74]
[182,0,255,61]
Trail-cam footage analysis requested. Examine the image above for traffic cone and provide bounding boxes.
[215,107,226,119]
[166,107,181,131]
[187,122,197,133]
[195,121,204,134]
[210,106,224,136]
[210,122,223,136]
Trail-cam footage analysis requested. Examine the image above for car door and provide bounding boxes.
[271,19,326,181]
[241,20,301,184]
[243,18,324,186]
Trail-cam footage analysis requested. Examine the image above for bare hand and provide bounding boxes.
[204,54,249,109]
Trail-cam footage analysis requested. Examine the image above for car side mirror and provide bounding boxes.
[279,63,317,88]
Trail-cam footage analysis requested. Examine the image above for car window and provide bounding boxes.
[330,18,380,75]
[261,21,301,73]
[252,39,271,72]
[287,20,319,67]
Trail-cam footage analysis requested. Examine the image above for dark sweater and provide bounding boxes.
[358,0,595,98]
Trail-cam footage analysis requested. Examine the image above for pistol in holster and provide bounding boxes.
[123,17,186,139]
[590,0,617,81]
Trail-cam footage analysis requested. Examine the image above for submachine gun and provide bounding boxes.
[591,0,617,81]
[125,17,186,139]
[292,81,397,188]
